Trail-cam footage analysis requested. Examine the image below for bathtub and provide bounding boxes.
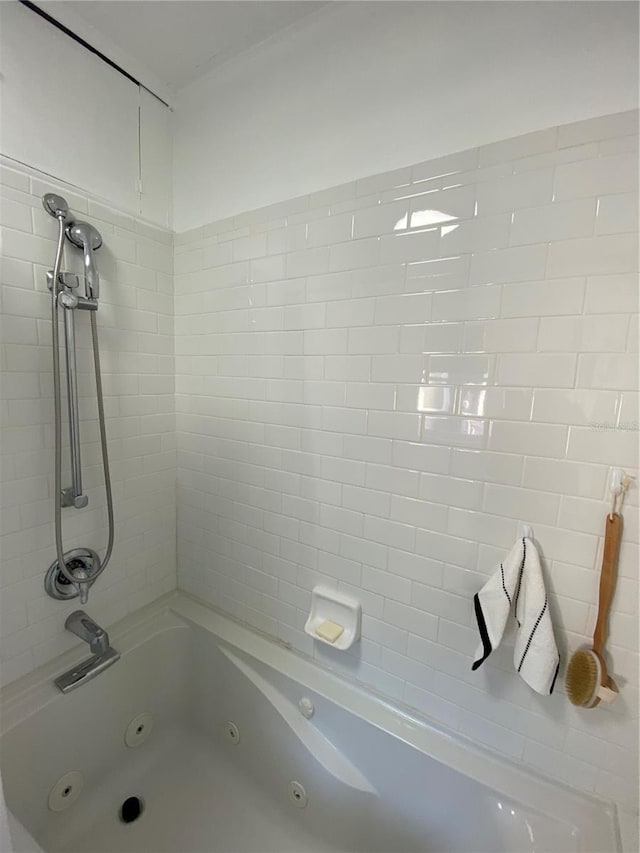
[0,592,620,853]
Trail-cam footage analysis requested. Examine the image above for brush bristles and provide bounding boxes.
[565,650,600,707]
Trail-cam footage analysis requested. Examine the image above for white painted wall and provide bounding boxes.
[0,1,172,226]
[174,1,639,231]
[139,87,173,226]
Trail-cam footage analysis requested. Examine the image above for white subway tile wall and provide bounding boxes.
[175,111,639,810]
[0,159,176,684]
[0,111,638,829]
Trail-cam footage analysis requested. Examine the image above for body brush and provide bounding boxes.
[565,512,623,707]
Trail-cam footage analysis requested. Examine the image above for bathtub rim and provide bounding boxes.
[0,590,622,852]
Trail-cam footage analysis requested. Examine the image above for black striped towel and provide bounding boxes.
[472,537,560,695]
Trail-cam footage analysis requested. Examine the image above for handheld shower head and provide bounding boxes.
[66,221,102,300]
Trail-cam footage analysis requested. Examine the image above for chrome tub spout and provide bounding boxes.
[54,611,119,693]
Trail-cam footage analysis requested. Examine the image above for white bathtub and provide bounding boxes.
[0,593,620,853]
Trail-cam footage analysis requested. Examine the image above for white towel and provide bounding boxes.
[472,537,560,695]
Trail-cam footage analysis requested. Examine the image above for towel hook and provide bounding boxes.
[519,523,533,540]
[609,469,634,520]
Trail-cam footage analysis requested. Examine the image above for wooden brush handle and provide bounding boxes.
[593,512,623,655]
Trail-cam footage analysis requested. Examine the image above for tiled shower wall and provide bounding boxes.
[175,110,639,808]
[0,159,176,685]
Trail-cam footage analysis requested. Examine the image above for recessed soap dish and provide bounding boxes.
[304,586,361,650]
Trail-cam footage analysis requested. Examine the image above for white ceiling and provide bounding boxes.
[39,1,328,92]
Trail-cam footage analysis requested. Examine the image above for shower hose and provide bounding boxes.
[50,213,114,597]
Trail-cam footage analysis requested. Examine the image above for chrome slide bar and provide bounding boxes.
[42,193,114,604]
[62,287,85,507]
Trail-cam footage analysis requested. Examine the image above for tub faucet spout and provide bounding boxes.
[65,610,110,656]
[55,611,119,693]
